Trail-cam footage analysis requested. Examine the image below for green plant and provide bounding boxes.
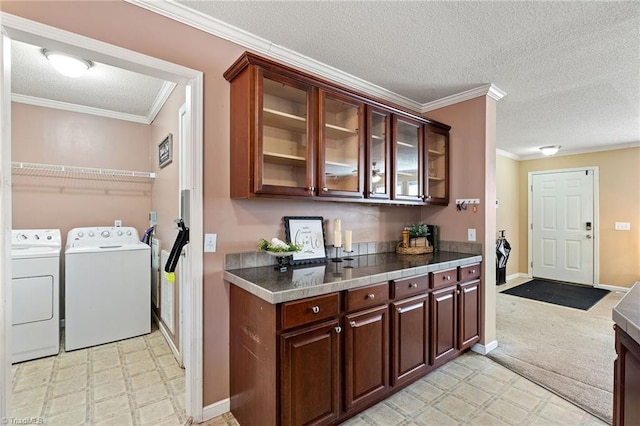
[406,223,429,238]
[257,238,302,253]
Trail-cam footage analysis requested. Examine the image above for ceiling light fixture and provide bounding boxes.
[539,145,561,156]
[42,49,92,77]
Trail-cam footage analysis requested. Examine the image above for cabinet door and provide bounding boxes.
[281,319,341,426]
[345,305,389,412]
[458,280,481,350]
[318,90,364,199]
[424,125,449,204]
[392,116,424,203]
[431,286,457,365]
[366,106,391,200]
[257,70,315,197]
[391,294,429,387]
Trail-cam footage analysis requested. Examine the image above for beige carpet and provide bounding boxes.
[488,279,623,425]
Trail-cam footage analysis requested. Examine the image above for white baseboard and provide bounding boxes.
[202,398,230,422]
[153,312,183,367]
[596,284,630,293]
[507,273,530,281]
[471,340,498,355]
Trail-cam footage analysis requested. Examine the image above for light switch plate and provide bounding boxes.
[468,228,476,242]
[204,233,217,252]
[615,222,631,231]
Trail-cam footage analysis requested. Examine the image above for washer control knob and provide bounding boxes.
[47,235,52,240]
[77,232,84,238]
[126,230,132,236]
[101,230,111,238]
[88,231,94,237]
[117,230,123,236]
[17,233,28,241]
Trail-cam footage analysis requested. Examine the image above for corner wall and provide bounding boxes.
[496,154,520,278]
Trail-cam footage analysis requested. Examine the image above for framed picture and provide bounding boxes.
[158,134,173,168]
[284,216,327,265]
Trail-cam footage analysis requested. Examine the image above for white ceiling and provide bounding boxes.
[11,39,175,124]
[11,2,640,159]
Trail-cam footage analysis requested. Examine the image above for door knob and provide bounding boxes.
[586,235,592,239]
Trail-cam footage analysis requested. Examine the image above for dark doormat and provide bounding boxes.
[501,279,609,310]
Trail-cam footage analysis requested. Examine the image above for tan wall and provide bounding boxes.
[496,154,520,278]
[518,147,640,288]
[150,85,185,347]
[1,1,429,404]
[11,102,152,239]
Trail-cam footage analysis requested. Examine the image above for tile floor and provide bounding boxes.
[11,327,186,425]
[204,352,606,426]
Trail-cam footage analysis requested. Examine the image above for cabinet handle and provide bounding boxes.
[311,306,320,314]
[350,321,357,328]
[396,307,403,313]
[410,283,418,288]
[322,187,328,192]
[335,326,342,334]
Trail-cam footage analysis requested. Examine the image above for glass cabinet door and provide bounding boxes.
[257,71,313,196]
[367,107,391,199]
[425,126,449,204]
[318,90,364,198]
[393,116,423,202]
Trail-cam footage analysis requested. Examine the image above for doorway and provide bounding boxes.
[0,14,204,422]
[528,168,599,286]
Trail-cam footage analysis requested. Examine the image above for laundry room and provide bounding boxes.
[9,39,188,422]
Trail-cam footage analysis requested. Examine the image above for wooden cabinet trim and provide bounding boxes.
[431,268,460,289]
[346,282,389,313]
[391,274,429,299]
[280,292,341,330]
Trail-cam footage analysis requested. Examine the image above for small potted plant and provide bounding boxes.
[258,238,302,271]
[397,223,433,255]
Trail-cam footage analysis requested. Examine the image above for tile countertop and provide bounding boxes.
[224,251,483,304]
[613,281,640,345]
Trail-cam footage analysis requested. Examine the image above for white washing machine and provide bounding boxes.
[11,229,61,363]
[65,226,150,351]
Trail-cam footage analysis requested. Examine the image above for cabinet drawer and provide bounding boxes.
[459,263,481,282]
[430,268,460,289]
[391,275,429,299]
[346,283,389,313]
[281,293,340,330]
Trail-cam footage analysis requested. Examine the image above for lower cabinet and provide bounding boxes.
[458,280,481,349]
[280,319,341,426]
[344,304,389,411]
[614,324,640,426]
[391,294,429,386]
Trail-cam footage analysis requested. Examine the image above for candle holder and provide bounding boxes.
[342,250,354,262]
[332,245,343,262]
[343,251,354,269]
[264,251,295,272]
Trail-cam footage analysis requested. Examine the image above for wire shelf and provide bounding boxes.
[11,161,156,182]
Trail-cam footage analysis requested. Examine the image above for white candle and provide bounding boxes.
[334,229,342,247]
[344,230,352,252]
[334,218,341,233]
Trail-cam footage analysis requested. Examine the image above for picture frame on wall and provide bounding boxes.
[158,133,173,168]
[284,216,327,265]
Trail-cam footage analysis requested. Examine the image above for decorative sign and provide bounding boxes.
[284,216,327,265]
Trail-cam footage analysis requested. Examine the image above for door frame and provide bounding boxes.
[0,13,205,422]
[527,167,600,286]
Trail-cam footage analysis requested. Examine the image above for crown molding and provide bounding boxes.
[496,149,520,160]
[421,84,506,113]
[12,93,151,124]
[148,81,178,123]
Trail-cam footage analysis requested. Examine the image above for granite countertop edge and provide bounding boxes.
[613,281,640,345]
[224,252,483,304]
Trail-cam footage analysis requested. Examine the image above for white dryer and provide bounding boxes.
[65,226,150,351]
[11,229,61,363]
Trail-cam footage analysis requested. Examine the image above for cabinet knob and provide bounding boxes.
[410,283,418,288]
[420,194,426,200]
[470,269,476,274]
[456,290,461,295]
[367,293,375,300]
[308,186,315,192]
[335,326,342,334]
[322,187,328,192]
[444,276,451,281]
[311,306,320,314]
[350,321,357,328]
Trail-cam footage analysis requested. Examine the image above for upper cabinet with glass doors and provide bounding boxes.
[224,52,450,205]
[318,90,365,199]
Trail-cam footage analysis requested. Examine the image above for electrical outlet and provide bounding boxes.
[615,222,631,231]
[204,233,217,252]
[114,220,122,227]
[467,228,476,242]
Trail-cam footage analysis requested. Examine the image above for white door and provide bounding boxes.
[531,169,595,285]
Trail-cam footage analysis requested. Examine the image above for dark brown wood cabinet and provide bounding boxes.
[344,305,389,411]
[391,293,429,386]
[614,325,640,426]
[458,280,481,350]
[431,285,458,365]
[281,319,341,426]
[224,52,450,205]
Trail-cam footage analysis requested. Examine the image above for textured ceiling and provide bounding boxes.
[11,39,170,121]
[174,0,640,158]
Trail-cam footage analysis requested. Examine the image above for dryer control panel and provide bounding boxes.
[12,229,62,248]
[67,226,141,248]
